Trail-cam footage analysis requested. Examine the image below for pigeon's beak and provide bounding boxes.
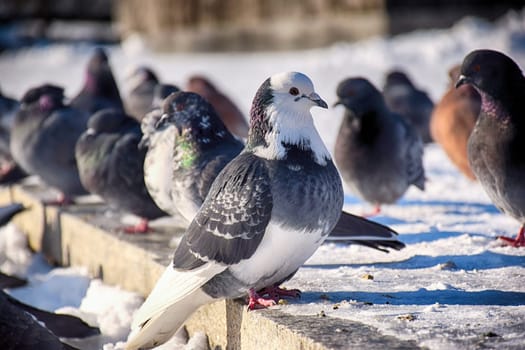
[305,92,328,109]
[138,136,149,150]
[455,74,469,89]
[155,113,169,130]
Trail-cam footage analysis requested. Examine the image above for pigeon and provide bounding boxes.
[186,75,249,139]
[143,90,404,251]
[0,89,27,184]
[126,71,343,349]
[70,47,124,115]
[124,66,160,121]
[383,70,434,143]
[0,290,100,350]
[456,49,525,247]
[430,64,480,180]
[334,77,425,215]
[143,91,244,222]
[10,84,89,203]
[76,108,167,233]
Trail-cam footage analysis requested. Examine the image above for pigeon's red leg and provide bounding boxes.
[44,193,75,206]
[258,285,301,300]
[362,204,381,218]
[247,288,277,310]
[123,218,150,234]
[498,226,525,247]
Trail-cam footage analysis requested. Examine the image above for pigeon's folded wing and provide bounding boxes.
[173,152,273,269]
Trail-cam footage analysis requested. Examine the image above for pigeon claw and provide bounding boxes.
[247,288,277,310]
[259,285,301,300]
[123,218,151,234]
[44,193,75,206]
[498,226,525,247]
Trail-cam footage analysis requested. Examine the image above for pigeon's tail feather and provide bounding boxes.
[0,202,26,226]
[126,288,213,350]
[126,264,222,350]
[326,211,405,252]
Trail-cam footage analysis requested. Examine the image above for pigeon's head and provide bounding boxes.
[248,71,330,164]
[159,91,234,149]
[126,66,159,92]
[87,48,109,73]
[83,48,121,100]
[456,49,524,101]
[335,77,384,117]
[21,84,64,113]
[152,83,180,109]
[86,108,135,134]
[384,70,413,88]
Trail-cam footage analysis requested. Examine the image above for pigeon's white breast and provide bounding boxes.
[229,221,325,289]
[144,126,176,215]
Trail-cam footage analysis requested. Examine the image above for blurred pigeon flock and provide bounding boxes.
[0,3,525,350]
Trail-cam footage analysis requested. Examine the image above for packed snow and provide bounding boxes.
[1,9,525,350]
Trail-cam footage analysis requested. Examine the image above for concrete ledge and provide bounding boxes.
[1,183,420,350]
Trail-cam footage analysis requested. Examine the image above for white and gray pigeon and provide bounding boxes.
[10,84,90,203]
[334,77,425,215]
[126,72,343,349]
[143,91,244,222]
[143,90,404,250]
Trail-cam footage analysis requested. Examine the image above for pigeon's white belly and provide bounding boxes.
[144,127,176,215]
[229,221,326,289]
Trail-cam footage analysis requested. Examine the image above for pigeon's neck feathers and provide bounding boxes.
[249,100,330,166]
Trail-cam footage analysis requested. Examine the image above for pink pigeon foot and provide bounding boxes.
[247,288,277,310]
[43,193,75,206]
[362,204,381,218]
[498,226,525,247]
[123,218,151,234]
[258,285,301,300]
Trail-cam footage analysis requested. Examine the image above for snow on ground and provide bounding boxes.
[0,8,525,350]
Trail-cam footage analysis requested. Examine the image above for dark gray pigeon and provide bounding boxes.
[143,91,244,223]
[334,77,425,215]
[76,109,167,233]
[10,84,89,203]
[0,89,27,184]
[0,290,99,350]
[383,70,434,143]
[126,72,343,349]
[124,66,160,121]
[70,48,124,115]
[457,49,525,247]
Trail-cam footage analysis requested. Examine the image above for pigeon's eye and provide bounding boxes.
[289,87,299,96]
[473,64,481,72]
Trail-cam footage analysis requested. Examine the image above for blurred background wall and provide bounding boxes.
[0,0,523,51]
